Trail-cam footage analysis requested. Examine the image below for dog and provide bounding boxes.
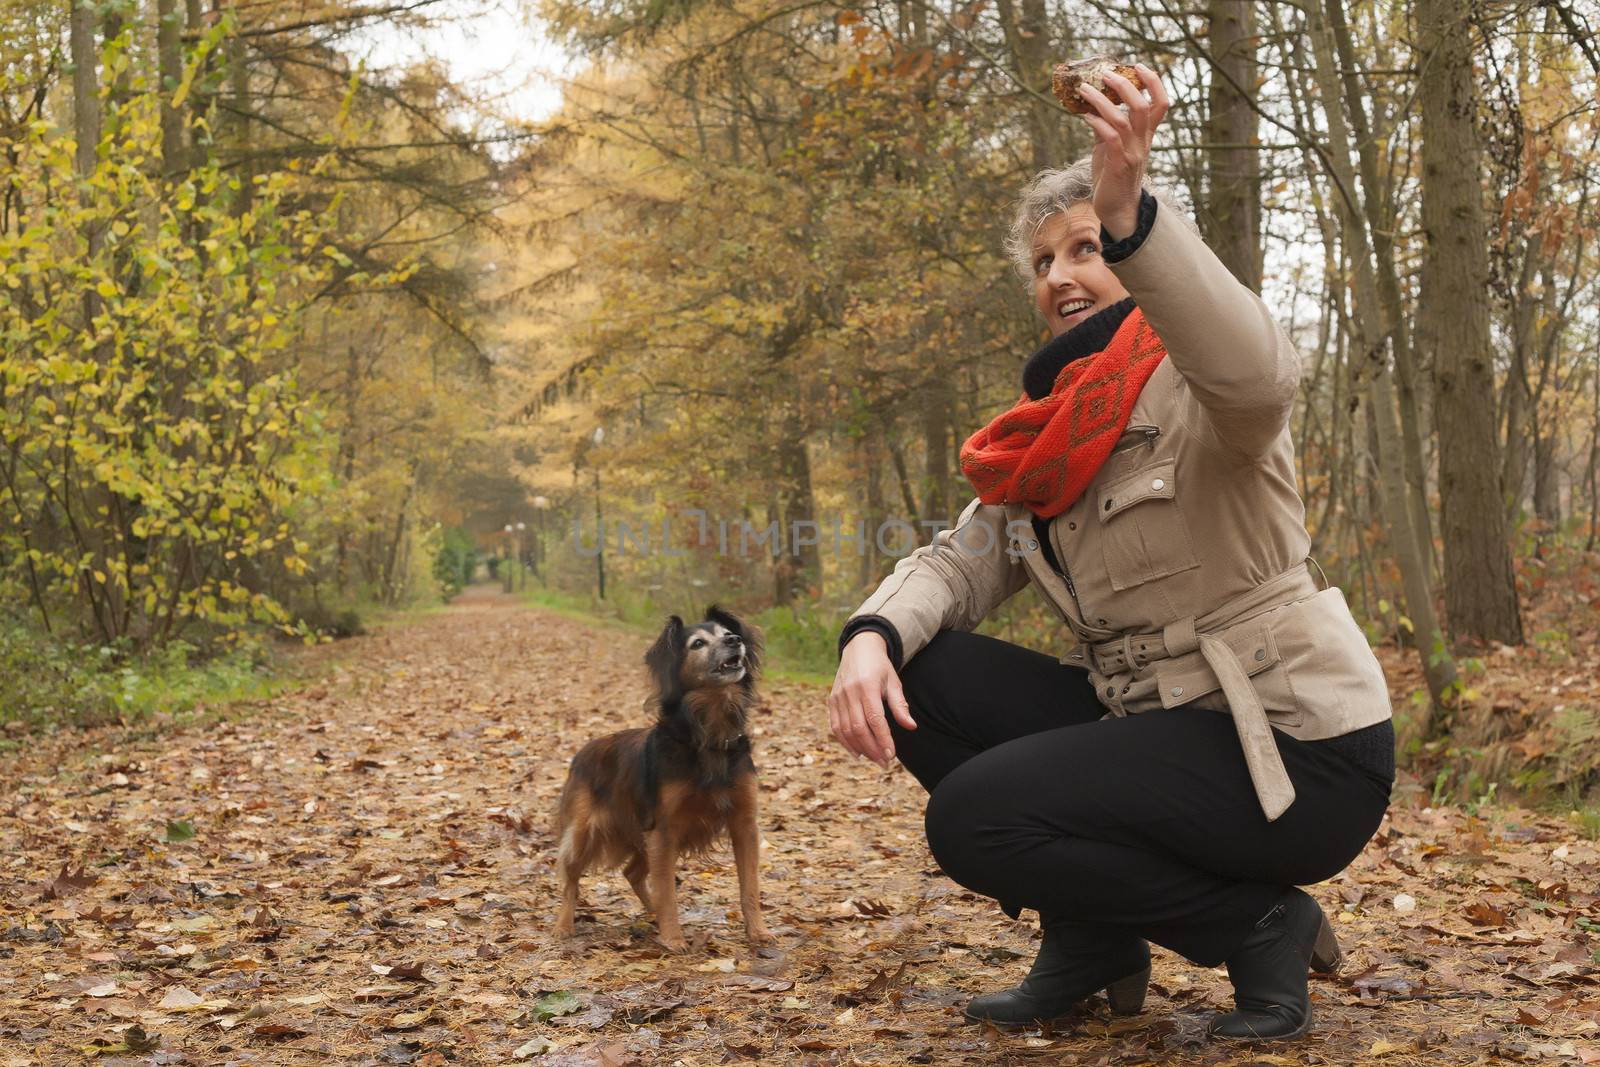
[552,605,771,951]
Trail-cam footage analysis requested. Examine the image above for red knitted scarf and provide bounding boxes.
[959,307,1168,519]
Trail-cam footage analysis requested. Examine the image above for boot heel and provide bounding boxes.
[1309,911,1343,975]
[1104,963,1151,1015]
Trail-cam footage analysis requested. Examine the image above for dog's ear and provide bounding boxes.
[645,614,685,702]
[705,603,763,679]
[703,603,744,642]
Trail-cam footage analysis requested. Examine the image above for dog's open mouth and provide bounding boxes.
[714,657,745,677]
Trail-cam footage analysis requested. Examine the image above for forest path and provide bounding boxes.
[2,588,1596,1065]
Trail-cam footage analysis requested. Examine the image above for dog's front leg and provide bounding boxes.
[730,776,772,945]
[645,826,686,951]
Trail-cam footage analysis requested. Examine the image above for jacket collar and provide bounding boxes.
[1021,297,1138,400]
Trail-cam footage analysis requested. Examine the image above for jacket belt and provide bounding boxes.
[1088,562,1323,823]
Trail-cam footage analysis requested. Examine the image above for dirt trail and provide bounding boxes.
[2,588,1597,1065]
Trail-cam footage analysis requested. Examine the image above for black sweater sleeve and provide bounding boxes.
[837,614,905,671]
[1100,190,1159,264]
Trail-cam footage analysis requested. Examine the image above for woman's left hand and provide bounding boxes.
[1076,64,1170,242]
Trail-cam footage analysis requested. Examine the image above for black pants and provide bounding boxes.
[893,630,1391,966]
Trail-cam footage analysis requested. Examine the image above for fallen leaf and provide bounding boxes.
[835,961,911,1006]
[79,1025,160,1057]
[157,985,204,1010]
[512,1036,554,1059]
[377,1042,421,1065]
[535,989,584,1022]
[557,1003,616,1030]
[41,864,98,901]
[723,974,794,992]
[1463,901,1510,927]
[354,984,418,1002]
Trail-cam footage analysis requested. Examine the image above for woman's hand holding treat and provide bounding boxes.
[1068,63,1170,242]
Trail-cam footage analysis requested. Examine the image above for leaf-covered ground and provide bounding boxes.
[3,586,1599,1066]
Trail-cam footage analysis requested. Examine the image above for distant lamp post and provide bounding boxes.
[531,496,549,584]
[516,521,528,591]
[592,426,605,601]
[502,522,515,593]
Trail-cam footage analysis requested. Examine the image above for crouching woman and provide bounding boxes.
[826,65,1393,1042]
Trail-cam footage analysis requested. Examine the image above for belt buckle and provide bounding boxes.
[1120,634,1146,672]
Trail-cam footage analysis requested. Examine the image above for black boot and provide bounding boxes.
[1309,911,1343,975]
[1208,888,1340,1042]
[964,918,1150,1029]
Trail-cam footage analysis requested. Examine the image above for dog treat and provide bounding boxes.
[1052,56,1141,114]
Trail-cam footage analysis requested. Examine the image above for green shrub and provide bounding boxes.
[288,599,366,639]
[0,619,117,728]
[1572,806,1600,841]
[0,615,282,735]
[432,527,478,597]
[751,605,847,680]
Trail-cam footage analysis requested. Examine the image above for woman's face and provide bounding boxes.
[1030,202,1132,337]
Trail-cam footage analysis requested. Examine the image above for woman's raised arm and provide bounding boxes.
[1079,67,1300,458]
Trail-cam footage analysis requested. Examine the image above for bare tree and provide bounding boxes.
[1200,0,1260,289]
[1416,0,1524,645]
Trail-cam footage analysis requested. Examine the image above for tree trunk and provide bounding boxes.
[995,0,1072,170]
[1500,240,1539,517]
[1301,4,1458,722]
[1417,0,1524,646]
[69,0,104,336]
[909,0,927,45]
[226,16,255,215]
[382,465,418,605]
[773,432,818,604]
[860,432,885,591]
[921,378,953,529]
[157,0,185,173]
[101,2,132,112]
[1201,0,1261,290]
[1326,0,1436,584]
[69,2,101,179]
[1532,423,1561,529]
[1529,259,1567,533]
[1587,349,1600,552]
[334,344,360,591]
[887,433,920,524]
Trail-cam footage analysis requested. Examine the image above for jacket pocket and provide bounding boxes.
[1096,459,1202,591]
[1113,424,1162,454]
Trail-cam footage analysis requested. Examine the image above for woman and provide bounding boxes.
[827,66,1393,1043]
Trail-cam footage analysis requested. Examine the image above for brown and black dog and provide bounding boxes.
[553,606,771,951]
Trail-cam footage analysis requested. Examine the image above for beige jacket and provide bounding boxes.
[848,204,1391,820]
